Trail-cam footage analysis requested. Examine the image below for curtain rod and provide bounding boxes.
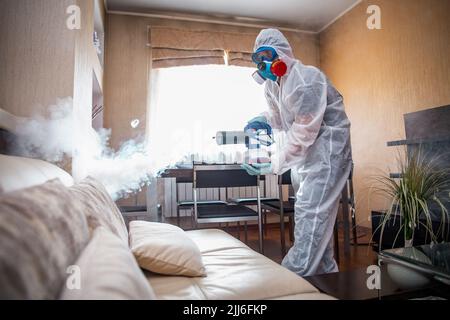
[108,10,317,35]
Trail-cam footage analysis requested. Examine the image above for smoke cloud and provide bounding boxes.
[15,98,74,163]
[13,97,153,200]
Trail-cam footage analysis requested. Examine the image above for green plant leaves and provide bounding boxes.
[370,147,450,249]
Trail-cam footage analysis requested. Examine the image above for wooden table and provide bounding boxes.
[159,166,268,182]
[160,168,194,182]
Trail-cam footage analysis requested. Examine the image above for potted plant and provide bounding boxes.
[372,149,449,247]
[371,148,450,288]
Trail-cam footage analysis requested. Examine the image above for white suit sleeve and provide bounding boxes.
[271,77,328,174]
[261,87,283,130]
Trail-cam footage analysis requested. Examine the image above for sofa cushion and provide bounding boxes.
[130,221,206,277]
[271,293,336,300]
[69,177,128,244]
[0,179,90,299]
[146,229,323,300]
[60,227,156,300]
[0,154,73,194]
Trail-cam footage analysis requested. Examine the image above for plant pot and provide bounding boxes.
[386,247,431,290]
[404,238,413,248]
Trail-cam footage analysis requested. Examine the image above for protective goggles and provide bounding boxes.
[251,46,278,63]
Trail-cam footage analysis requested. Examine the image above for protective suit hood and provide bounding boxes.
[254,29,296,72]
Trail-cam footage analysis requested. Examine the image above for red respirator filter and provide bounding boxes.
[270,60,287,77]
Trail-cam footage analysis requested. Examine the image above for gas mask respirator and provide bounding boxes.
[251,46,287,84]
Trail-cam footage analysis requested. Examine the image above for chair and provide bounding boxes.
[349,163,358,245]
[175,174,227,227]
[193,164,264,253]
[340,162,358,255]
[227,175,279,235]
[262,170,296,256]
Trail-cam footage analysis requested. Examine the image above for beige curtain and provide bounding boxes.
[227,51,253,67]
[149,27,257,68]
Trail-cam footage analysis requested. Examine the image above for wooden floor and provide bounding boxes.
[165,215,378,272]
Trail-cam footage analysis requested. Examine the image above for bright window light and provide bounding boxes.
[148,64,267,169]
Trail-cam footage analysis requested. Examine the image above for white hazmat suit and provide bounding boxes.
[256,29,352,276]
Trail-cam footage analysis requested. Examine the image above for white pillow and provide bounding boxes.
[60,227,156,300]
[129,221,206,277]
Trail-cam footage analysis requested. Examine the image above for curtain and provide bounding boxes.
[148,26,257,68]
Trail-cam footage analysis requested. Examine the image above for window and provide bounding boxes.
[148,65,268,169]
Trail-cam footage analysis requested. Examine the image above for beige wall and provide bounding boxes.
[320,0,450,227]
[104,14,150,150]
[0,0,104,178]
[0,0,75,117]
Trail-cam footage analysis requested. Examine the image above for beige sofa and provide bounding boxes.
[0,154,334,300]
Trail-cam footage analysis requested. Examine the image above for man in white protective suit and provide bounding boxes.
[241,29,352,276]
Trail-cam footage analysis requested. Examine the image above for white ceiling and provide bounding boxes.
[106,0,361,32]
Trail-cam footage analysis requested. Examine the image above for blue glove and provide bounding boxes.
[241,162,273,176]
[247,115,268,124]
[245,116,271,133]
[244,115,273,147]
